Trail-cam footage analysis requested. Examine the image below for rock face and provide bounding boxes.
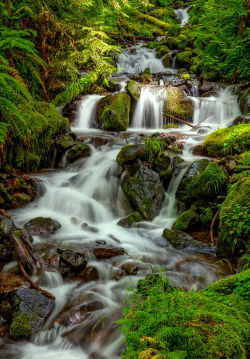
[121,160,165,220]
[116,144,147,167]
[204,124,250,157]
[126,80,142,102]
[176,159,227,206]
[163,86,194,121]
[55,135,91,166]
[96,92,131,131]
[163,228,215,254]
[117,212,143,227]
[217,177,250,258]
[238,87,250,115]
[58,248,87,278]
[24,217,61,237]
[10,288,55,338]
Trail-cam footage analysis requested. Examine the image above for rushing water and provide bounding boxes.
[174,6,192,27]
[2,38,241,359]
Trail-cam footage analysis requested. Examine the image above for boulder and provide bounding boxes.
[238,87,250,115]
[172,208,199,232]
[162,54,171,67]
[231,116,249,126]
[96,92,131,131]
[66,301,104,326]
[65,142,91,163]
[163,86,194,121]
[10,288,55,338]
[199,82,216,95]
[203,124,250,157]
[121,160,165,220]
[176,160,227,206]
[117,212,143,228]
[81,266,99,282]
[0,215,14,240]
[126,81,142,102]
[217,177,250,257]
[93,245,124,259]
[58,248,87,278]
[24,217,61,237]
[116,144,147,167]
[163,228,215,254]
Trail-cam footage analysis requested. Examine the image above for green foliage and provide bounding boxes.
[10,314,31,338]
[119,271,249,359]
[145,137,164,162]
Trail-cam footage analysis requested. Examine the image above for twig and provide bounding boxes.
[18,261,55,300]
[165,114,195,128]
[210,210,219,245]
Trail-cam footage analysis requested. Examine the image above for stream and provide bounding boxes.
[1,7,241,359]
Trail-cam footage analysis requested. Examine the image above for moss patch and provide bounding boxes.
[10,314,31,339]
[164,86,194,120]
[172,208,199,232]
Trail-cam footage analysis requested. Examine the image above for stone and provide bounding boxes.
[58,248,87,278]
[66,142,91,163]
[116,144,147,167]
[126,80,143,102]
[66,301,104,326]
[199,82,215,94]
[24,217,61,237]
[121,160,165,220]
[0,215,14,240]
[10,288,55,338]
[238,87,250,115]
[163,86,194,121]
[163,228,215,254]
[172,209,199,232]
[117,212,143,227]
[81,266,99,281]
[231,116,249,126]
[96,92,131,131]
[93,245,124,259]
[122,262,139,275]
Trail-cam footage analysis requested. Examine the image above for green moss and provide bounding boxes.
[162,53,171,67]
[204,124,250,157]
[172,208,199,232]
[238,88,250,115]
[200,207,213,227]
[10,314,31,339]
[176,50,193,68]
[217,177,250,257]
[126,81,142,102]
[164,86,194,120]
[116,144,146,167]
[156,45,170,58]
[97,92,131,131]
[163,228,179,246]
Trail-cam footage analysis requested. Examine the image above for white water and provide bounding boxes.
[73,95,104,131]
[174,6,192,27]
[117,43,175,74]
[2,43,241,359]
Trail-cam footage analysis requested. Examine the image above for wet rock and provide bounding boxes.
[55,134,76,152]
[0,245,13,262]
[162,53,171,67]
[67,301,104,326]
[163,228,215,254]
[66,142,91,163]
[93,245,124,259]
[153,151,171,173]
[10,288,55,338]
[126,80,142,102]
[176,159,227,206]
[238,87,250,115]
[121,160,165,220]
[122,262,139,275]
[163,86,194,121]
[58,249,87,278]
[96,92,131,131]
[80,136,109,148]
[172,208,199,232]
[192,144,208,156]
[117,212,143,228]
[24,217,61,237]
[231,116,249,126]
[81,266,99,282]
[116,144,146,167]
[199,82,215,95]
[0,215,14,240]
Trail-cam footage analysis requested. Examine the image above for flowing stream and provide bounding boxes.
[2,24,242,359]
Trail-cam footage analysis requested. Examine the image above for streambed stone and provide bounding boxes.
[58,248,87,278]
[93,245,125,259]
[24,217,61,237]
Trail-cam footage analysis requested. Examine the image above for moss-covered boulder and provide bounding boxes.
[96,92,131,131]
[176,50,193,68]
[238,87,250,115]
[176,160,228,206]
[10,288,55,339]
[217,177,250,258]
[121,160,165,220]
[163,86,194,121]
[162,53,171,67]
[117,212,143,227]
[65,141,91,163]
[156,45,170,58]
[163,228,215,253]
[126,81,143,102]
[172,208,199,232]
[116,144,146,167]
[203,124,250,157]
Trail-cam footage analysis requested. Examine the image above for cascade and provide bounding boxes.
[174,6,192,27]
[73,95,104,131]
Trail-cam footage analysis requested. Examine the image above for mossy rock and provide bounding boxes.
[10,314,32,339]
[176,160,228,206]
[176,50,193,68]
[172,208,199,232]
[121,160,165,220]
[164,86,194,121]
[204,124,250,157]
[117,212,143,227]
[162,53,171,67]
[238,88,250,115]
[116,144,146,167]
[156,45,170,58]
[96,92,131,131]
[65,141,91,163]
[217,177,250,258]
[126,81,143,102]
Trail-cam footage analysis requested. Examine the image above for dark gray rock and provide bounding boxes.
[58,248,87,278]
[24,217,61,237]
[0,215,15,240]
[116,144,147,167]
[93,245,124,259]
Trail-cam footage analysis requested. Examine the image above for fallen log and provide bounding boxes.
[165,114,195,128]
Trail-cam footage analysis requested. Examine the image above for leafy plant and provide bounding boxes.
[145,137,164,162]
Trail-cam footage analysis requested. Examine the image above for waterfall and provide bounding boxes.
[73,95,104,130]
[174,6,192,27]
[132,86,166,129]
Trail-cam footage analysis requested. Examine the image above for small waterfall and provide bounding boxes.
[73,95,104,130]
[190,83,199,97]
[132,86,166,129]
[117,43,174,74]
[192,87,241,129]
[174,6,192,26]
